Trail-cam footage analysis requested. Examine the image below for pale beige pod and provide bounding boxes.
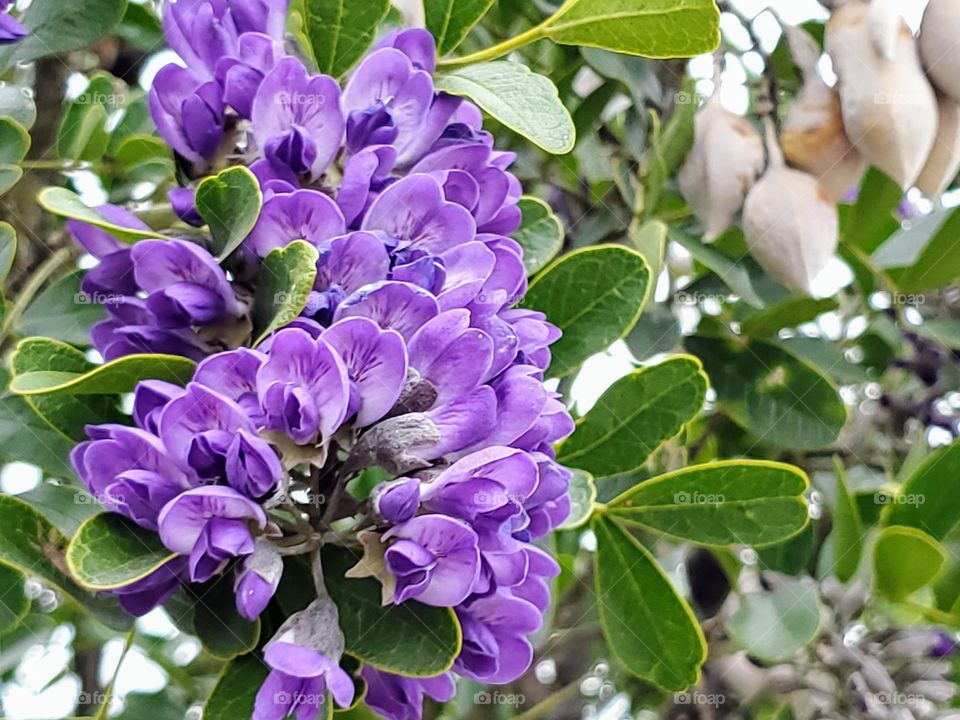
[917,94,960,199]
[920,0,960,103]
[677,95,765,242]
[780,23,866,201]
[826,0,938,189]
[743,119,839,293]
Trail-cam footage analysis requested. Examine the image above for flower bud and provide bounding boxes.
[373,477,421,523]
[917,94,960,199]
[920,0,960,104]
[235,539,284,621]
[743,119,839,293]
[780,23,866,201]
[678,96,765,242]
[826,0,938,188]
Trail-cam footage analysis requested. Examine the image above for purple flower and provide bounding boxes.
[235,539,283,620]
[455,591,543,684]
[246,188,345,257]
[110,558,189,617]
[384,514,480,607]
[0,0,25,44]
[373,478,421,524]
[254,641,354,719]
[252,57,344,181]
[158,485,266,583]
[361,667,455,720]
[149,65,225,163]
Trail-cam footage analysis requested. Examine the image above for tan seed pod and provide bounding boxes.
[780,23,866,201]
[743,119,839,293]
[826,0,938,189]
[917,94,960,198]
[920,0,960,103]
[677,94,765,242]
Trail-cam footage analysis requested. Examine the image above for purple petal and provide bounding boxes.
[247,189,346,257]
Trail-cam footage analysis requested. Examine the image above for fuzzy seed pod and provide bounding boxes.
[743,118,839,293]
[678,91,765,242]
[780,23,866,201]
[917,94,960,199]
[826,0,938,189]
[920,0,960,103]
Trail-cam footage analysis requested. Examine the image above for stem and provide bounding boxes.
[437,20,550,69]
[0,246,74,343]
[94,630,135,720]
[513,679,582,720]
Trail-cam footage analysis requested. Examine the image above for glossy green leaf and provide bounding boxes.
[726,577,820,662]
[884,440,960,540]
[513,196,564,276]
[16,270,106,346]
[741,297,839,338]
[435,61,575,154]
[0,0,127,68]
[522,245,650,377]
[0,117,30,164]
[113,135,174,180]
[608,460,809,547]
[296,0,391,77]
[0,563,28,634]
[873,526,947,601]
[557,469,596,530]
[196,166,263,261]
[67,513,177,590]
[0,494,132,630]
[57,74,115,162]
[426,0,496,54]
[875,207,960,292]
[252,240,320,345]
[202,654,271,720]
[190,578,261,660]
[630,219,667,280]
[16,481,101,537]
[115,2,164,52]
[592,515,705,691]
[686,335,847,451]
[0,221,15,284]
[38,188,164,243]
[543,0,720,58]
[830,459,864,583]
[558,356,706,476]
[10,337,123,441]
[323,545,461,676]
[11,353,195,396]
[624,302,681,360]
[0,85,37,129]
[670,229,763,308]
[842,167,902,253]
[0,164,22,195]
[0,371,75,476]
[643,78,697,214]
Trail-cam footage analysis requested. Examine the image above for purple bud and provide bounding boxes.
[225,429,282,498]
[374,478,421,523]
[235,540,283,620]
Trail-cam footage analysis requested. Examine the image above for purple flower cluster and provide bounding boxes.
[70,5,574,720]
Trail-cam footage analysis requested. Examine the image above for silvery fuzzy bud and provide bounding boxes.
[917,94,960,199]
[743,118,839,293]
[780,23,866,201]
[919,0,960,104]
[826,0,938,188]
[678,95,765,242]
[902,680,957,704]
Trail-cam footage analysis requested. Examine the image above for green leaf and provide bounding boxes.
[630,219,667,280]
[643,78,697,214]
[0,0,127,68]
[0,221,16,284]
[0,563,28,634]
[190,577,261,660]
[195,166,263,261]
[726,577,820,662]
[592,515,705,691]
[203,654,270,720]
[513,196,564,276]
[16,270,105,346]
[873,525,947,601]
[0,164,22,195]
[115,2,164,52]
[607,460,809,547]
[113,135,174,181]
[426,0,496,54]
[875,207,960,292]
[521,245,650,377]
[10,337,124,441]
[66,513,177,590]
[38,188,164,244]
[557,356,706,476]
[830,459,864,583]
[625,302,681,360]
[0,372,75,476]
[557,469,596,530]
[741,297,839,338]
[543,0,720,58]
[57,73,116,162]
[0,117,30,164]
[16,481,101,537]
[842,167,902,254]
[296,0,391,77]
[435,61,575,155]
[0,85,37,129]
[252,240,320,345]
[0,494,132,630]
[686,335,847,451]
[11,353,195,396]
[670,229,763,308]
[884,440,960,540]
[323,545,461,676]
